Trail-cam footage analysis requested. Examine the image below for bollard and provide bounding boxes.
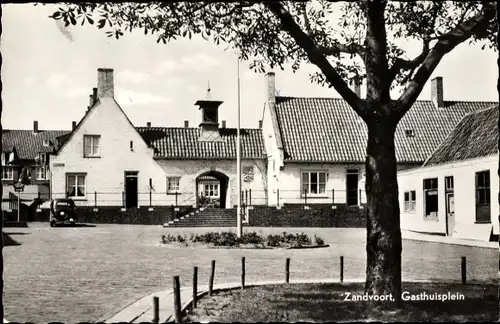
[173,276,181,323]
[209,260,216,296]
[461,256,467,284]
[241,257,246,290]
[340,256,344,284]
[153,296,159,324]
[285,258,290,284]
[193,266,198,309]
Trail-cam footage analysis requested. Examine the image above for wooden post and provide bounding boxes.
[359,189,362,205]
[249,189,252,206]
[94,191,97,207]
[173,276,181,323]
[285,258,290,284]
[175,192,179,206]
[332,189,335,205]
[304,191,308,205]
[340,256,344,284]
[461,256,466,284]
[153,296,159,324]
[122,191,125,208]
[192,266,198,309]
[241,257,246,290]
[245,190,248,207]
[277,189,280,207]
[149,189,152,207]
[209,260,216,296]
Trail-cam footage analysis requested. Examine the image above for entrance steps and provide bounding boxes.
[163,208,238,227]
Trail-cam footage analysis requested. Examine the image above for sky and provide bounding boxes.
[1,3,498,131]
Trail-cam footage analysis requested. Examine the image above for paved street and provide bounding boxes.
[4,223,497,323]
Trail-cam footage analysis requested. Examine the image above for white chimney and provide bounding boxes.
[221,120,226,128]
[431,77,444,108]
[33,121,39,133]
[266,72,276,104]
[97,68,114,98]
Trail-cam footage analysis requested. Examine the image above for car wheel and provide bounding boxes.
[50,220,55,227]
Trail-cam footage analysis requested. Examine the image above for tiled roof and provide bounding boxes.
[4,126,266,161]
[423,105,498,166]
[2,130,69,160]
[136,127,266,159]
[274,96,496,163]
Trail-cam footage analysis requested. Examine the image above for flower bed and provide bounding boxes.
[160,231,328,249]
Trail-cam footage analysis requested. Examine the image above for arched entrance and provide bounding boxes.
[196,171,229,208]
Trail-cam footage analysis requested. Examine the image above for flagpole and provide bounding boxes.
[236,50,242,238]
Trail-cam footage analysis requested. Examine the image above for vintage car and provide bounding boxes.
[49,198,76,227]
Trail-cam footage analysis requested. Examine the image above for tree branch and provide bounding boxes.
[318,42,366,58]
[395,3,496,116]
[265,1,366,116]
[388,39,430,82]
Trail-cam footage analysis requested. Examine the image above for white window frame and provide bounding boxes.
[167,177,180,193]
[301,171,328,197]
[2,167,13,180]
[204,183,219,198]
[66,173,86,199]
[83,135,101,158]
[404,190,416,212]
[35,166,47,180]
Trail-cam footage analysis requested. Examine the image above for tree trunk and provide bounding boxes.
[0,93,3,320]
[364,117,402,307]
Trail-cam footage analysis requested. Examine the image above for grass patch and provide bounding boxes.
[184,282,498,322]
[161,231,326,248]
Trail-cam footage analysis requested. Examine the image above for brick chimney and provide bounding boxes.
[92,87,98,104]
[33,121,39,133]
[72,121,77,130]
[97,68,114,98]
[266,72,276,104]
[146,122,151,128]
[259,120,263,129]
[184,120,189,128]
[221,120,226,128]
[89,94,94,108]
[431,77,444,108]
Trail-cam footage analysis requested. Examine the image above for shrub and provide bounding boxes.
[314,235,325,246]
[241,231,264,245]
[292,233,311,247]
[215,232,239,247]
[176,234,186,243]
[266,234,282,247]
[161,234,177,244]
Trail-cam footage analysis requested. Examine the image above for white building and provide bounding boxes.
[398,105,498,240]
[261,73,495,207]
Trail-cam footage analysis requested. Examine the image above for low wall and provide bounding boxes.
[247,204,366,228]
[12,205,195,225]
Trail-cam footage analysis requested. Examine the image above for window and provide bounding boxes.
[43,140,50,147]
[404,191,416,212]
[35,166,47,180]
[66,174,86,198]
[476,171,490,205]
[39,153,47,165]
[2,167,13,180]
[204,184,219,198]
[84,135,100,157]
[445,176,454,191]
[423,178,438,219]
[167,177,180,193]
[301,171,327,196]
[346,169,359,206]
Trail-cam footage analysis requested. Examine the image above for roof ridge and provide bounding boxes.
[276,95,498,104]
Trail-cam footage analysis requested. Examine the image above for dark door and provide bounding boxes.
[346,170,359,206]
[125,171,138,209]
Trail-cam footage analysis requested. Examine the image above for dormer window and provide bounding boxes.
[405,129,415,138]
[43,140,50,147]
